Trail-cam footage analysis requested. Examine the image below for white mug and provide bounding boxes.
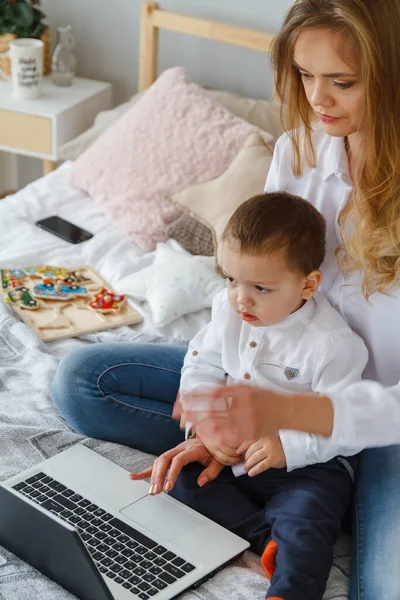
[0,39,44,100]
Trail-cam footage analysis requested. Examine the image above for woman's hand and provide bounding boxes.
[178,384,288,448]
[236,435,287,476]
[129,438,225,495]
[178,384,334,446]
[174,390,240,466]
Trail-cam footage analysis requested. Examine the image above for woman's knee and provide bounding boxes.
[51,342,187,439]
[51,346,100,425]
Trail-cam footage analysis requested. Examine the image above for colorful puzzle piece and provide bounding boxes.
[1,269,10,290]
[25,265,45,275]
[58,274,92,287]
[7,286,39,310]
[11,277,25,288]
[67,270,92,284]
[36,265,71,279]
[10,269,25,277]
[89,288,126,313]
[23,264,70,278]
[1,269,26,290]
[33,279,88,301]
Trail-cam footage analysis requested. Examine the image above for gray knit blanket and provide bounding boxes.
[0,302,351,600]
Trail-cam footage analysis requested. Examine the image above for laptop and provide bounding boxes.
[0,444,249,600]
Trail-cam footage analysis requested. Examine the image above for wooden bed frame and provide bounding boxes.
[138,3,276,91]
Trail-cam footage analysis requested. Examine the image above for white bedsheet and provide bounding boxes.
[0,162,210,345]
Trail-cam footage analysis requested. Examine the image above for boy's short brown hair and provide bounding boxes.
[222,192,326,275]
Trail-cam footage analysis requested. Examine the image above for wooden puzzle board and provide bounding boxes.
[0,265,142,342]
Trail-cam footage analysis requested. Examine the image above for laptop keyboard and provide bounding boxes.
[13,472,196,598]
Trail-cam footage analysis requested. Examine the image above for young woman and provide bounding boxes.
[51,1,400,597]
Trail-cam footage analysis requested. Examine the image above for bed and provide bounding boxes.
[0,4,352,599]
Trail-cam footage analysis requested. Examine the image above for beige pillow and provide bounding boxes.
[171,132,273,263]
[59,88,282,161]
[207,90,282,142]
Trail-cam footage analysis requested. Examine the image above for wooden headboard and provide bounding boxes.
[138,3,276,91]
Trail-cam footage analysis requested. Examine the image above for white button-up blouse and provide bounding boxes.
[264,125,400,458]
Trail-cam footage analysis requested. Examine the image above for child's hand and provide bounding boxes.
[236,435,286,476]
[199,434,241,467]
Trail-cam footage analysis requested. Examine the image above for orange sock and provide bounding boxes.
[261,539,278,579]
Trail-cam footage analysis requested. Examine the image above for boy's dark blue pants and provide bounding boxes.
[169,458,355,600]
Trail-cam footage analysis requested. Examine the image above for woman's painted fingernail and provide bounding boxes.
[148,484,154,495]
[164,481,172,491]
[198,476,208,487]
[153,484,160,495]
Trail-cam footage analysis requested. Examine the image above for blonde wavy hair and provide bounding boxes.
[271,0,400,298]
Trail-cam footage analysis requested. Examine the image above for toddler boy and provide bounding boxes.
[171,192,368,600]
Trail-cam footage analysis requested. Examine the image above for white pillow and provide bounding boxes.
[116,240,225,327]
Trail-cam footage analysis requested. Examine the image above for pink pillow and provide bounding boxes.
[69,67,273,251]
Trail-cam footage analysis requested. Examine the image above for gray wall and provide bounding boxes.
[18,0,293,186]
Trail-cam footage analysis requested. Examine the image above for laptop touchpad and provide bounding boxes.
[120,494,201,542]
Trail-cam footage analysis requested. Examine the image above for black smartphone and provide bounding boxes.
[36,216,94,244]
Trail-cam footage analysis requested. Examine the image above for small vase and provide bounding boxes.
[52,25,76,86]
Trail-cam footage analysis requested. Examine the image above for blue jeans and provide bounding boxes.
[51,343,186,456]
[51,342,400,599]
[349,447,400,599]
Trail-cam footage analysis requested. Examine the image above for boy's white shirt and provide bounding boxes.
[181,288,368,472]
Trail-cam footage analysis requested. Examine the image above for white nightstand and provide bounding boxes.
[0,76,112,175]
